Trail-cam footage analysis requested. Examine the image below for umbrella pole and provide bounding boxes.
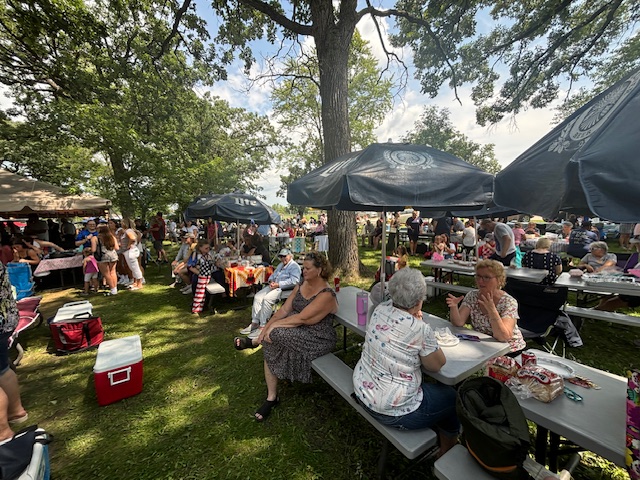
[380,210,387,298]
[474,216,478,260]
[236,219,240,256]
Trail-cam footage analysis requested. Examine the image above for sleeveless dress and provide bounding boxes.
[262,286,337,383]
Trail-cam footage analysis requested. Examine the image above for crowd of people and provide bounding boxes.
[3,208,640,463]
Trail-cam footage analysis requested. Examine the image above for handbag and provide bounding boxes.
[49,312,104,355]
[0,425,52,480]
[94,239,104,262]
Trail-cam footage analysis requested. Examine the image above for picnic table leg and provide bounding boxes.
[548,432,561,473]
[534,426,548,466]
[376,439,390,480]
[343,326,347,352]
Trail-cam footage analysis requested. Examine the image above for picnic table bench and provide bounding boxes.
[424,279,473,298]
[311,352,437,479]
[563,305,640,327]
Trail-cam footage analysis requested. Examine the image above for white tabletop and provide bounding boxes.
[334,286,511,385]
[517,349,626,467]
[554,272,640,297]
[420,259,549,283]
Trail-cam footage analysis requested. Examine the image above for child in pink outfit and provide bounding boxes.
[82,248,100,294]
[512,223,526,246]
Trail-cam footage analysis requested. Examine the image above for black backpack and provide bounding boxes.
[456,376,531,480]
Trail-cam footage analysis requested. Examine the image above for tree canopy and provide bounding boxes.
[271,31,393,197]
[0,0,280,218]
[403,106,501,174]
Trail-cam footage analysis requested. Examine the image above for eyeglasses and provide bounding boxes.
[474,274,496,281]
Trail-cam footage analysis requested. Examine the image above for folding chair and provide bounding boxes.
[504,279,573,357]
[11,296,43,366]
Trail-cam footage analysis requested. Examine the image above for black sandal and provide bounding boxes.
[255,397,279,422]
[234,336,257,351]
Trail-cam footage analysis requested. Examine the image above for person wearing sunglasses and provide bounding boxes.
[446,259,526,355]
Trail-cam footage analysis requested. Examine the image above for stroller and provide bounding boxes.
[504,279,582,357]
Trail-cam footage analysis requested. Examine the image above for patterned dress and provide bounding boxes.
[262,286,337,383]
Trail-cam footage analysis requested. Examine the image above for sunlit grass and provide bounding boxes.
[13,241,634,479]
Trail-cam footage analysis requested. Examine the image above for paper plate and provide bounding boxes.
[435,334,459,347]
[535,356,576,378]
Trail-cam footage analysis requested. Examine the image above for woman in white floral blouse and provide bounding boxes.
[353,268,459,457]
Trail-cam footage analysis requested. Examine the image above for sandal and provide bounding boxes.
[255,398,279,422]
[233,336,258,351]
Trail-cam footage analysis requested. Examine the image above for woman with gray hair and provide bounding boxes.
[578,241,617,273]
[353,268,459,456]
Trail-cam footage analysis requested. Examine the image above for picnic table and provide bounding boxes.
[518,349,626,468]
[33,254,83,286]
[224,264,273,297]
[334,286,510,385]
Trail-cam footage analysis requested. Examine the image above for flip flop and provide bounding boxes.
[255,398,279,422]
[233,337,258,351]
[8,413,28,425]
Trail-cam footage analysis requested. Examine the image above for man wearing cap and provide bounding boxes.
[241,248,301,338]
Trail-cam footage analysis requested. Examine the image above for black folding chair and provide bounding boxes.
[504,279,571,357]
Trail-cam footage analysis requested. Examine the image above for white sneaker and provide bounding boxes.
[248,327,263,340]
[240,323,258,335]
[180,285,192,294]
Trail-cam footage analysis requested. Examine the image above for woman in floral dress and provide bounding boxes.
[234,251,337,421]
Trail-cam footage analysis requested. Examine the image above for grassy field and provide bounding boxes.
[13,242,637,479]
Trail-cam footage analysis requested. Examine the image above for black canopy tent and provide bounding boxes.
[288,143,495,290]
[494,68,640,222]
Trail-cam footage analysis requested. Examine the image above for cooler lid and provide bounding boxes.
[94,335,143,373]
[52,301,93,323]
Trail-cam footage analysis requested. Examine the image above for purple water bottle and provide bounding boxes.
[356,291,369,326]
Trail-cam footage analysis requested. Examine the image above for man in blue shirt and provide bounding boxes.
[240,248,301,338]
[75,219,98,249]
[567,220,599,258]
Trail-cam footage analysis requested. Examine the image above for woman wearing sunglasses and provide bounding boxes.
[446,259,525,356]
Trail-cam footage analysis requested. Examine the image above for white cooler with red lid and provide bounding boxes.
[93,335,143,406]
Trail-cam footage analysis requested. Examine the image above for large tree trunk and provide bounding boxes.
[107,149,136,219]
[312,0,360,277]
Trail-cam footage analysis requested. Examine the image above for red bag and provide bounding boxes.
[49,313,104,355]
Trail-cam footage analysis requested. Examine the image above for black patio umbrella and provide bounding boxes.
[287,143,494,289]
[184,192,281,225]
[184,193,281,247]
[287,143,494,211]
[494,68,640,222]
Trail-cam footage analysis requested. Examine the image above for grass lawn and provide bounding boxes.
[13,241,637,479]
